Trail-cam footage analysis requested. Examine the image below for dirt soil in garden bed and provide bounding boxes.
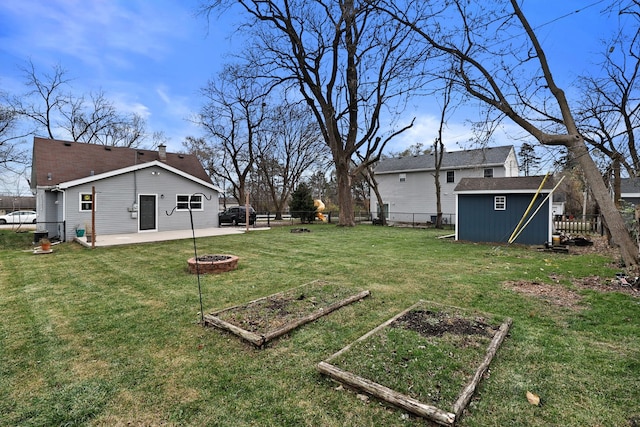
[213,280,365,333]
[392,309,498,339]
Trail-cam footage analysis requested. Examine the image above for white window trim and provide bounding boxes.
[446,170,455,183]
[79,192,96,212]
[176,194,204,211]
[399,173,406,182]
[494,195,506,211]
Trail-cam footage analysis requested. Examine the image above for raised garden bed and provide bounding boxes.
[317,300,512,426]
[203,280,370,348]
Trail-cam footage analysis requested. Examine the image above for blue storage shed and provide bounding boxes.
[454,176,555,245]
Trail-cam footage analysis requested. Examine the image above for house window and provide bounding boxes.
[79,193,95,211]
[176,194,203,211]
[484,168,494,178]
[446,171,455,183]
[399,173,406,183]
[494,196,506,211]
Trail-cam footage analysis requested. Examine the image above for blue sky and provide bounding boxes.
[0,0,631,194]
[0,0,235,151]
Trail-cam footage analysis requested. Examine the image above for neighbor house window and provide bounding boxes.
[399,173,406,182]
[494,196,506,210]
[79,193,95,211]
[176,194,203,211]
[446,171,455,183]
[484,168,494,178]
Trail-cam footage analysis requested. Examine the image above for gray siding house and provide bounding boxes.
[371,145,519,224]
[454,176,554,245]
[31,137,221,242]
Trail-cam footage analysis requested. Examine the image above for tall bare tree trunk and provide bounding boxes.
[335,158,355,226]
[569,138,638,268]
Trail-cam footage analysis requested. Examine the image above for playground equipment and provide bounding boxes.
[314,199,327,222]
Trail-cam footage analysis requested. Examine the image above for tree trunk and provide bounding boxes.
[372,184,386,226]
[335,159,355,226]
[570,138,638,268]
[434,174,442,228]
[613,156,621,209]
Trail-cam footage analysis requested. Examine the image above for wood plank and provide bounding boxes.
[202,314,264,347]
[452,317,513,418]
[263,290,370,343]
[317,361,456,427]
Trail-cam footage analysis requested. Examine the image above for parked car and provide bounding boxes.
[0,210,37,224]
[218,206,256,226]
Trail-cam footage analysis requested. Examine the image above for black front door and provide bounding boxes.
[139,195,156,231]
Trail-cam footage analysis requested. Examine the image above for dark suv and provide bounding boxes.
[218,206,257,226]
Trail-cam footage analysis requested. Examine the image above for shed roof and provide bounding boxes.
[31,137,213,188]
[375,145,514,174]
[454,175,555,193]
[621,177,640,194]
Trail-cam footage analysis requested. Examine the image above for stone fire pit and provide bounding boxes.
[187,254,239,274]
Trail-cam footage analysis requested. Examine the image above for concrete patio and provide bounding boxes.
[73,226,268,247]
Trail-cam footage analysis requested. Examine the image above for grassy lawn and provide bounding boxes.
[0,225,638,426]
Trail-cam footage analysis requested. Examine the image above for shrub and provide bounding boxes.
[290,183,317,223]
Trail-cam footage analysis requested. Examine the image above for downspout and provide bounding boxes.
[51,186,65,241]
[133,151,138,207]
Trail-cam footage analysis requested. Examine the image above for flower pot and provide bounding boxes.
[86,234,93,243]
[40,241,51,251]
[76,229,85,237]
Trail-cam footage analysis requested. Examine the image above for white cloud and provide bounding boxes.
[0,0,191,69]
[386,108,539,155]
[110,93,151,120]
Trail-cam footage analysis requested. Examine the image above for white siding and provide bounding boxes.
[371,164,513,222]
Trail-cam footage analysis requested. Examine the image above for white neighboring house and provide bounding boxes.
[371,145,519,224]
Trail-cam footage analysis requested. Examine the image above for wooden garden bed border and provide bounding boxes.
[317,300,513,426]
[203,280,371,348]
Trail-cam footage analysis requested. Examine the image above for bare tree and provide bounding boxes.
[201,0,425,226]
[13,60,70,140]
[0,99,30,168]
[433,78,454,229]
[192,64,267,204]
[307,169,335,206]
[254,102,330,218]
[377,0,639,268]
[12,61,147,147]
[575,19,640,206]
[60,90,146,147]
[358,121,415,225]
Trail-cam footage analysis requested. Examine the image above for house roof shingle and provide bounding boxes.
[454,175,555,192]
[32,137,213,187]
[374,145,515,174]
